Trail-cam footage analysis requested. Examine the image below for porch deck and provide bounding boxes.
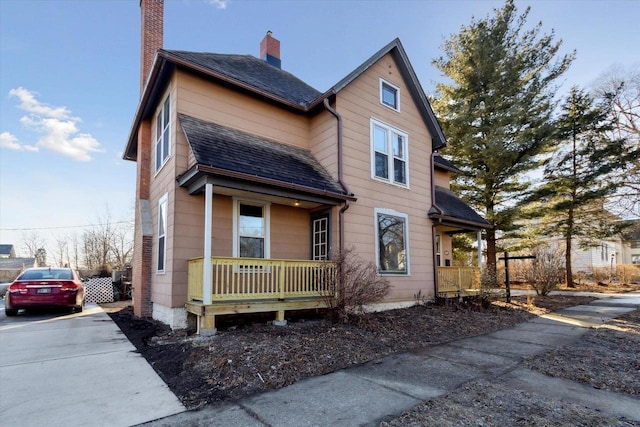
[186,257,335,333]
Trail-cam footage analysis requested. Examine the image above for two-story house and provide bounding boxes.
[124,0,489,333]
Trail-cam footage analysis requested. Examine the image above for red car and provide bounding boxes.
[4,267,85,316]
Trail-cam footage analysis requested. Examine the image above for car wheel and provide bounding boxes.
[74,303,83,313]
[5,308,18,316]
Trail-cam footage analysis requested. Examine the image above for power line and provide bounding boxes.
[0,221,134,232]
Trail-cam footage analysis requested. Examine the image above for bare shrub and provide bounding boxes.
[478,268,503,306]
[524,245,566,295]
[319,248,391,323]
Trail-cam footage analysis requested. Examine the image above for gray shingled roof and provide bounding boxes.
[178,114,346,196]
[434,154,462,173]
[0,258,36,270]
[167,51,322,107]
[432,186,491,228]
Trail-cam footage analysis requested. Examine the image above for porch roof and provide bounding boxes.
[430,186,491,231]
[177,114,354,204]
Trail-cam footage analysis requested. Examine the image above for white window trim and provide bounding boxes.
[379,78,400,112]
[157,193,168,274]
[370,118,410,188]
[232,197,271,259]
[374,208,410,276]
[154,93,171,175]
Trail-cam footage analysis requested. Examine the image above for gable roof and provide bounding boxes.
[430,186,491,230]
[124,38,446,161]
[176,114,353,204]
[325,38,446,149]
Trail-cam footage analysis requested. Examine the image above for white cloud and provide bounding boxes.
[6,87,104,162]
[0,131,39,152]
[208,0,229,10]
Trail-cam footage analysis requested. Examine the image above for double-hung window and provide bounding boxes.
[375,208,409,275]
[157,194,168,273]
[155,95,171,172]
[380,78,400,112]
[371,119,408,186]
[233,200,270,259]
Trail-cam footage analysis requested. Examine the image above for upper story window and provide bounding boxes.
[380,78,400,112]
[157,193,168,273]
[371,118,409,187]
[155,94,171,173]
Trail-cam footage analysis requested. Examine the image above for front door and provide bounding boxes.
[311,212,331,260]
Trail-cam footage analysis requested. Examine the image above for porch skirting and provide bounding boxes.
[186,297,329,335]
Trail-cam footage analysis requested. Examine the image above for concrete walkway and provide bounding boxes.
[0,304,185,427]
[139,291,640,427]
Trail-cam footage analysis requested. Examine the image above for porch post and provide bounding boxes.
[477,231,483,270]
[203,183,213,305]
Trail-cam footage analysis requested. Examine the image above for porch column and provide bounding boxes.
[477,231,483,270]
[203,183,213,305]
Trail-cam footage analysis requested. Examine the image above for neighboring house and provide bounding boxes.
[0,244,16,259]
[0,244,36,283]
[124,0,489,332]
[619,219,640,265]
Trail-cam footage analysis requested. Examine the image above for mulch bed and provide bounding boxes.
[106,293,599,409]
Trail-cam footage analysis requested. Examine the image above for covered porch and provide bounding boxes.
[430,184,492,299]
[176,114,355,334]
[186,256,336,332]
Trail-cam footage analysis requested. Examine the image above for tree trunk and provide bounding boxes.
[565,233,574,287]
[485,227,498,285]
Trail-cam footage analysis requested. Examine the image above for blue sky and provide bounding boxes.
[1,0,638,256]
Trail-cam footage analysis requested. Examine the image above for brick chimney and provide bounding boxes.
[140,0,164,93]
[260,31,281,69]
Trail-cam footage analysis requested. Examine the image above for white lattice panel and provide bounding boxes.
[85,277,114,303]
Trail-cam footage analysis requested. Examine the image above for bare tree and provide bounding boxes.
[21,231,45,258]
[593,64,640,217]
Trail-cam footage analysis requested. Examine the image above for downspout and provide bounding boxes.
[323,98,352,254]
[430,151,443,297]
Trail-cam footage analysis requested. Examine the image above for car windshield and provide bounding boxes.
[19,269,73,280]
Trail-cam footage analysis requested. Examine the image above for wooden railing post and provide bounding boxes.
[279,260,285,300]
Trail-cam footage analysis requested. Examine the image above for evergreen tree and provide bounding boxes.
[431,0,574,278]
[529,87,630,287]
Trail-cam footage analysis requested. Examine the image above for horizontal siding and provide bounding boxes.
[176,71,312,150]
[336,52,436,300]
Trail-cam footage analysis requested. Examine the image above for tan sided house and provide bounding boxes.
[124,0,490,333]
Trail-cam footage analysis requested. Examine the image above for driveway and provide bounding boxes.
[0,301,184,427]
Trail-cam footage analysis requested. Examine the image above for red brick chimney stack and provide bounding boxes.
[260,31,281,69]
[140,0,164,94]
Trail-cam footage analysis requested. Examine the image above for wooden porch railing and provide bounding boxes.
[437,266,481,297]
[188,257,336,302]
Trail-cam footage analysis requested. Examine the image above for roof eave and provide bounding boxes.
[178,164,356,204]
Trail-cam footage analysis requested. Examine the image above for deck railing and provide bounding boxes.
[436,266,481,296]
[188,257,336,302]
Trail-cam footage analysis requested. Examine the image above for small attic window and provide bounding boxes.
[380,78,400,112]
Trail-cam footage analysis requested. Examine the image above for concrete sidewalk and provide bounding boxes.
[0,304,185,427]
[139,291,640,427]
